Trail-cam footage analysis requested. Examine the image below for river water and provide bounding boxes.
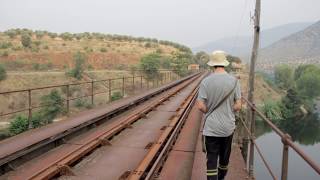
[254,114,320,180]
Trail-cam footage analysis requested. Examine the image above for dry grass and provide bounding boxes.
[0,34,179,71]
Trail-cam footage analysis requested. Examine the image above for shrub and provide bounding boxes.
[139,53,161,79]
[67,52,86,80]
[21,33,32,48]
[0,64,7,81]
[0,42,12,49]
[155,48,163,54]
[48,32,58,39]
[60,32,73,41]
[33,41,41,46]
[88,64,94,70]
[1,51,9,57]
[74,98,92,109]
[4,29,18,38]
[8,112,44,135]
[39,90,64,123]
[100,47,107,52]
[111,91,123,101]
[43,45,49,50]
[33,63,40,70]
[144,42,152,48]
[35,30,45,39]
[274,65,294,90]
[31,46,40,52]
[261,99,283,122]
[9,115,29,135]
[12,46,22,51]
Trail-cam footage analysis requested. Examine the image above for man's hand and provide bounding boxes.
[233,99,242,112]
[196,100,208,113]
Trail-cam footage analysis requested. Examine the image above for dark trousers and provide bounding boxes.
[203,134,233,180]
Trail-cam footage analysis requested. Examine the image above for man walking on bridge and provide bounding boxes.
[197,50,241,180]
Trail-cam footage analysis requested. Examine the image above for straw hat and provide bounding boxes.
[207,50,230,67]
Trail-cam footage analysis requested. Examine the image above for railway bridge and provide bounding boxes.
[0,72,319,180]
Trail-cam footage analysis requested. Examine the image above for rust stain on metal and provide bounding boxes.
[118,170,131,180]
[160,126,167,130]
[4,74,204,180]
[145,142,154,149]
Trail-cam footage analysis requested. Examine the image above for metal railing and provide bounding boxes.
[0,71,178,129]
[240,97,320,180]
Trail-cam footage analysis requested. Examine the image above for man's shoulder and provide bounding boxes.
[203,73,236,82]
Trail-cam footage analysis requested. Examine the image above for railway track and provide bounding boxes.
[0,72,206,180]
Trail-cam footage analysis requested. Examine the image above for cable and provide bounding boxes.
[231,0,250,54]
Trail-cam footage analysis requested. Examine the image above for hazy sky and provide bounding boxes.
[1,0,320,47]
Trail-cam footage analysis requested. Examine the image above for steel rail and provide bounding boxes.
[25,74,202,180]
[242,97,320,175]
[127,75,203,180]
[0,73,200,174]
[145,87,199,180]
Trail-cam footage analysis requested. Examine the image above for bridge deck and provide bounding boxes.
[192,139,250,180]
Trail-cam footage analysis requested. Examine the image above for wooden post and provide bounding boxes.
[28,90,32,129]
[140,76,143,89]
[247,0,261,177]
[281,134,291,180]
[122,77,125,97]
[91,81,94,105]
[133,76,135,92]
[249,104,256,176]
[66,84,70,114]
[109,79,112,102]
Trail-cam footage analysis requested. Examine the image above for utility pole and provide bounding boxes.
[247,0,261,178]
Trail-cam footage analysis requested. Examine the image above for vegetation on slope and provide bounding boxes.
[0,28,192,71]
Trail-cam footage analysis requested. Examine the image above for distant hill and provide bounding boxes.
[0,29,191,71]
[258,20,320,71]
[193,22,313,57]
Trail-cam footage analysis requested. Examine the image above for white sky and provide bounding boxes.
[0,0,319,47]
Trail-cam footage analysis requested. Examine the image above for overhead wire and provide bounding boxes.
[230,0,250,54]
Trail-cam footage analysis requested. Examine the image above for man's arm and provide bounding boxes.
[197,81,208,113]
[197,100,208,113]
[233,80,242,112]
[233,99,242,112]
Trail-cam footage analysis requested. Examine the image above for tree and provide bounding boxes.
[139,53,161,79]
[281,88,304,118]
[296,70,320,99]
[68,52,86,80]
[35,30,45,39]
[60,32,73,41]
[294,64,320,80]
[39,90,64,124]
[0,64,7,81]
[171,52,194,76]
[21,33,32,48]
[274,65,294,90]
[194,51,210,69]
[4,29,18,38]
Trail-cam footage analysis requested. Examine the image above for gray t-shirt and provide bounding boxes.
[197,73,241,137]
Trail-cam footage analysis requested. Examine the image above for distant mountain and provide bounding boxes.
[193,22,313,57]
[258,20,320,71]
